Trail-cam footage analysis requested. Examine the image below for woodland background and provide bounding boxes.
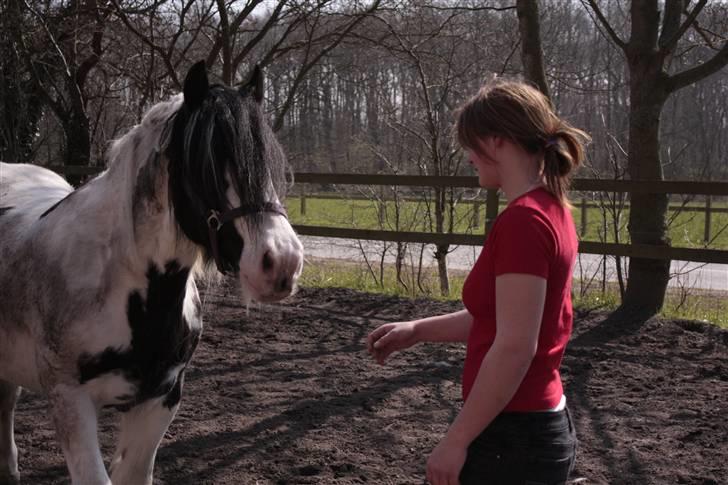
[1,0,727,319]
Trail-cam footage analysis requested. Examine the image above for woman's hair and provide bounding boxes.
[454,79,590,205]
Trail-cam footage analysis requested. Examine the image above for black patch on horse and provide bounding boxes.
[39,191,75,219]
[77,260,201,410]
[0,207,13,217]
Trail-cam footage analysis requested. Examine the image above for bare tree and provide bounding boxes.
[582,0,728,320]
[0,0,44,163]
[12,0,109,183]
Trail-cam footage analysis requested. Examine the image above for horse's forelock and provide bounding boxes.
[180,86,287,217]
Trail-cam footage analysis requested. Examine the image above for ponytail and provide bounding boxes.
[542,125,589,206]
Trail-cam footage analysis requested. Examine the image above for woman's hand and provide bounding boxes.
[366,321,418,364]
[426,437,467,485]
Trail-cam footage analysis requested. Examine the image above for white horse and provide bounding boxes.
[0,61,303,484]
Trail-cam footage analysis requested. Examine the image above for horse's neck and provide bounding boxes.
[102,108,198,273]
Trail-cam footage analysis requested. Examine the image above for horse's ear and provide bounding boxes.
[241,65,263,103]
[184,61,209,110]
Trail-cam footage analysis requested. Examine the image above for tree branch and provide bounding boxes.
[581,0,627,50]
[658,0,685,49]
[667,40,728,93]
[272,0,382,131]
[232,0,288,73]
[660,0,708,53]
[110,0,182,88]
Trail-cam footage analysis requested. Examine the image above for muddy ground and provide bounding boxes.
[15,281,728,484]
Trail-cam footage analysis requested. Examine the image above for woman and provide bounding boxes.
[366,80,590,485]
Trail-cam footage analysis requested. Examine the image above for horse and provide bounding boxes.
[0,61,303,485]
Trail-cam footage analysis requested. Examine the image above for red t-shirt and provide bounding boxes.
[461,187,577,412]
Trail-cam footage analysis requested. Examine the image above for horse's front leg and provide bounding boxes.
[109,374,185,485]
[48,384,110,485]
[0,380,21,485]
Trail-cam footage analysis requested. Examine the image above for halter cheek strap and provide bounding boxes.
[206,201,288,274]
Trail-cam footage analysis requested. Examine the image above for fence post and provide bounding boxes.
[300,186,307,216]
[472,200,481,228]
[704,196,712,243]
[580,197,588,237]
[485,189,499,233]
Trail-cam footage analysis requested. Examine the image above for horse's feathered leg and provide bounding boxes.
[48,385,110,485]
[0,381,20,485]
[109,377,184,485]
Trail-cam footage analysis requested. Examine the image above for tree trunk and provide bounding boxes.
[433,187,450,296]
[434,243,450,297]
[63,110,91,186]
[516,0,550,98]
[582,0,728,324]
[620,55,671,317]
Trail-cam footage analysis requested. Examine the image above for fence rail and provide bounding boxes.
[51,166,728,264]
[293,190,727,240]
[291,173,728,265]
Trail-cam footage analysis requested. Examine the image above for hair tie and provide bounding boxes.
[545,136,558,149]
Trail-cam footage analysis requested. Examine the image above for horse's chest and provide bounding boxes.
[78,261,201,409]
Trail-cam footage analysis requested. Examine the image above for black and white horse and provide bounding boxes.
[0,62,303,484]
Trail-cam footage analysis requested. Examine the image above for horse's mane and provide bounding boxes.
[171,85,288,225]
[96,80,290,279]
[104,83,288,223]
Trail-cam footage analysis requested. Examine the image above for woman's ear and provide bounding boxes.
[491,135,506,149]
[475,137,493,154]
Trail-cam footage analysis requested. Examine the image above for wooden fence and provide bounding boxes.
[291,173,728,265]
[294,188,727,241]
[52,166,728,265]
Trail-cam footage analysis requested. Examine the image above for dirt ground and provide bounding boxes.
[15,280,728,485]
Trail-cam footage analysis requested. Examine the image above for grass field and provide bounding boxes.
[287,194,727,326]
[287,195,728,249]
[300,257,728,328]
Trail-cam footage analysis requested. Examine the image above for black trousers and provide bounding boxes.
[459,407,577,485]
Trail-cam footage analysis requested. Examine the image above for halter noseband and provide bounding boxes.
[206,202,288,275]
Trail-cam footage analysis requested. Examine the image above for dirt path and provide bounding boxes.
[15,282,728,484]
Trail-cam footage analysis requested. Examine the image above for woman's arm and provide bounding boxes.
[367,309,472,365]
[413,309,473,343]
[426,273,547,485]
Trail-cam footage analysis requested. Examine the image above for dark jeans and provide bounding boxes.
[459,407,577,485]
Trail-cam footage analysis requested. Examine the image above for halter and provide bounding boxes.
[206,201,288,274]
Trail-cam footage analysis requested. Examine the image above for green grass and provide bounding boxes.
[287,196,728,249]
[301,257,468,300]
[301,257,728,328]
[574,281,728,328]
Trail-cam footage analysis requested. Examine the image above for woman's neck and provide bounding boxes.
[500,163,544,203]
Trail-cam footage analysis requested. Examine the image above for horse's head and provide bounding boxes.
[166,61,303,302]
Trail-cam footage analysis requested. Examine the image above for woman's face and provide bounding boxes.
[467,138,501,188]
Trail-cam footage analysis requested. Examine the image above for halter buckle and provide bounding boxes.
[207,211,222,231]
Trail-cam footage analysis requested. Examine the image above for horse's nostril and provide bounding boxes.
[276,277,290,294]
[262,251,274,272]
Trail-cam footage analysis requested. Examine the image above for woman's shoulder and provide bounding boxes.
[502,189,570,226]
[497,195,551,227]
[493,190,565,244]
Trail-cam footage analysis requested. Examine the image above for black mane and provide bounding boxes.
[166,77,288,271]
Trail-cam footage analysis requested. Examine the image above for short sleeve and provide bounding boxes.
[492,206,555,278]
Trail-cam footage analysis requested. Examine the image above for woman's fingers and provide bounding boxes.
[367,323,397,352]
[366,324,389,353]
